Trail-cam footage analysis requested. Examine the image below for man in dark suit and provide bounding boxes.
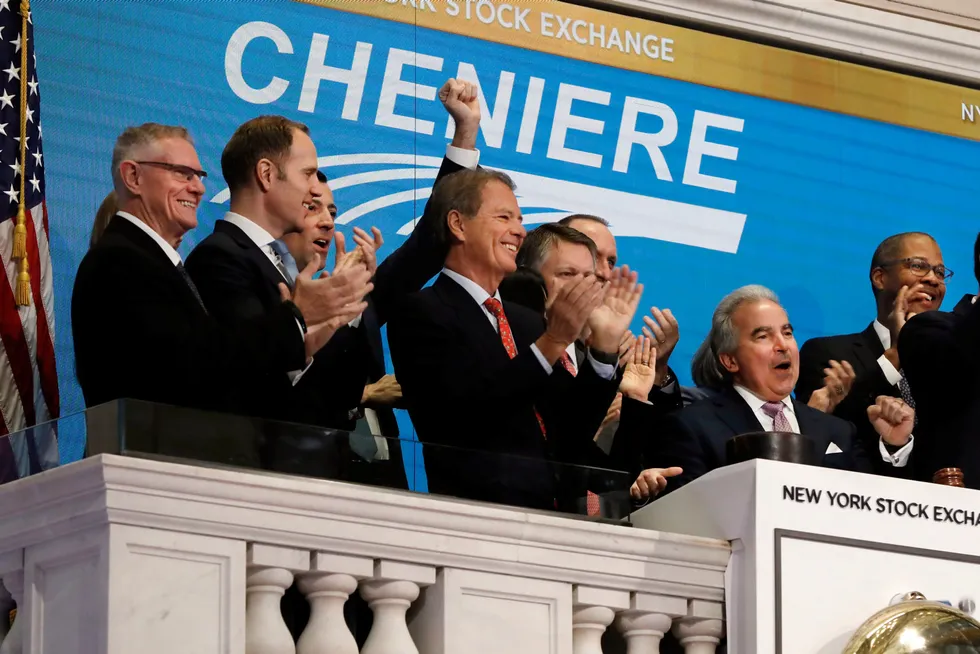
[622,285,916,497]
[388,170,643,511]
[797,232,948,472]
[72,123,371,417]
[900,233,980,488]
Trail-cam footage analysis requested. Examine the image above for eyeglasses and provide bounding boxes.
[134,161,208,182]
[878,257,953,281]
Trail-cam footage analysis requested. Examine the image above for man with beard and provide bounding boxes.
[622,285,916,497]
[797,232,947,473]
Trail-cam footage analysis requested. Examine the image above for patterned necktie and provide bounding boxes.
[175,263,207,313]
[898,369,918,426]
[559,352,576,376]
[268,240,300,289]
[761,401,793,432]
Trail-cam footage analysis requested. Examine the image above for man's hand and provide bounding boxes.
[594,392,623,442]
[867,395,915,447]
[439,78,480,150]
[617,330,636,369]
[642,307,679,380]
[619,335,657,401]
[537,276,603,362]
[302,302,368,360]
[807,360,857,414]
[883,286,918,369]
[361,374,402,406]
[587,266,643,354]
[348,226,383,276]
[289,255,374,327]
[631,467,683,501]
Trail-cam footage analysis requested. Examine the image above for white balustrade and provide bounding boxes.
[672,618,724,654]
[572,586,629,654]
[359,561,434,654]
[0,455,729,654]
[296,553,373,654]
[616,592,687,654]
[246,544,310,654]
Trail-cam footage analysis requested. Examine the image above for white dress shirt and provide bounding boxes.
[872,320,903,386]
[116,212,182,265]
[735,384,911,466]
[220,212,313,385]
[440,269,615,380]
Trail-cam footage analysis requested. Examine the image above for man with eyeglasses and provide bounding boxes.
[797,232,948,473]
[900,232,980,488]
[72,123,371,415]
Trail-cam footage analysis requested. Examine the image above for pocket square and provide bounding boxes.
[825,442,843,455]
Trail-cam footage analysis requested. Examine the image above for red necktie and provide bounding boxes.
[559,349,601,516]
[484,298,547,437]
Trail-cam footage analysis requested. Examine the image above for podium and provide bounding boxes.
[632,459,980,654]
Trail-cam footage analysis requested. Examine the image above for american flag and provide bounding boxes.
[0,3,59,483]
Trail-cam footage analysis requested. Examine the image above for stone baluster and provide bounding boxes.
[572,586,629,654]
[359,560,436,654]
[296,553,373,654]
[246,544,310,654]
[671,601,724,654]
[616,593,686,654]
[0,550,23,654]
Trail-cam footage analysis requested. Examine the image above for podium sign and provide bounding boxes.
[632,460,980,653]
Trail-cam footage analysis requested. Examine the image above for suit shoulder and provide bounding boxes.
[185,231,240,263]
[390,286,443,323]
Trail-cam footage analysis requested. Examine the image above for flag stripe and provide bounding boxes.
[26,204,58,418]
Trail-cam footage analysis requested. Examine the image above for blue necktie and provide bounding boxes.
[268,240,300,288]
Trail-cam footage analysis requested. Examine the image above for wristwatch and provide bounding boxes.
[657,369,674,388]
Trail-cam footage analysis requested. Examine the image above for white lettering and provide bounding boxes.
[556,15,573,41]
[376,48,444,135]
[475,0,495,25]
[498,3,513,29]
[963,102,976,123]
[613,97,677,179]
[625,31,641,55]
[547,83,611,168]
[540,12,555,37]
[589,22,605,48]
[446,0,460,16]
[572,20,588,45]
[642,35,659,59]
[514,7,531,32]
[662,37,674,62]
[420,0,436,10]
[298,35,371,118]
[516,77,545,154]
[607,27,624,53]
[225,21,293,105]
[683,110,743,193]
[444,63,515,149]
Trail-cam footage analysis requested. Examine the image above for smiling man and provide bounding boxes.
[388,169,643,510]
[620,285,916,496]
[797,232,948,472]
[72,123,365,416]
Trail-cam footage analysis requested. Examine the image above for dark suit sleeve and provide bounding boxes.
[797,337,892,424]
[655,410,708,493]
[371,156,465,327]
[796,338,831,404]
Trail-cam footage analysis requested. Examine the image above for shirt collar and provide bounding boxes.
[115,211,182,266]
[733,384,795,415]
[442,268,501,306]
[872,320,891,350]
[223,212,277,250]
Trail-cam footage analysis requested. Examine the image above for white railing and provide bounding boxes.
[0,454,728,654]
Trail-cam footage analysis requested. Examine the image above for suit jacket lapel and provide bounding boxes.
[793,400,833,455]
[854,323,885,370]
[214,220,288,291]
[715,388,766,437]
[434,274,511,364]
